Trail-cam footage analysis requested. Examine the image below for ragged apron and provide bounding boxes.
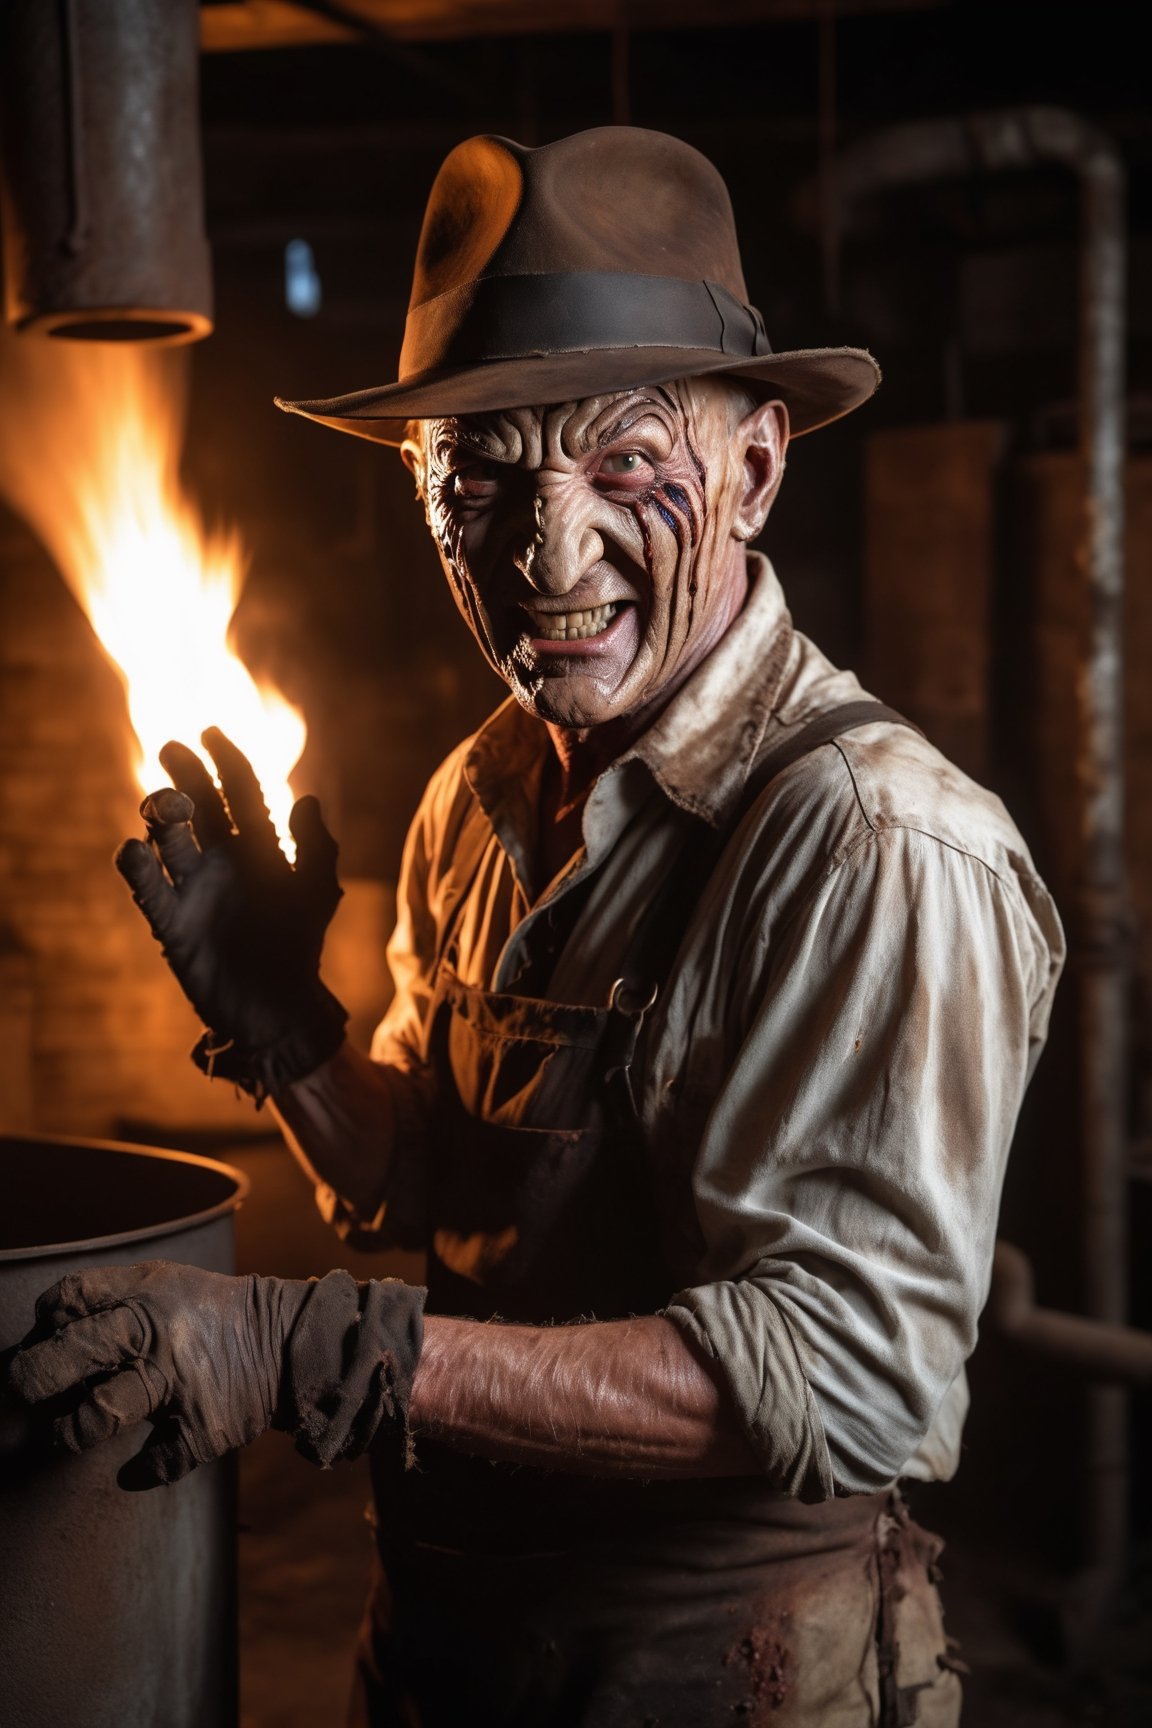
[353,704,964,1728]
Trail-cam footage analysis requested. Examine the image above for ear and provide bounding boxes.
[731,399,789,542]
[400,434,426,500]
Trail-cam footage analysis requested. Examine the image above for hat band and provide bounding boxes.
[399,272,772,379]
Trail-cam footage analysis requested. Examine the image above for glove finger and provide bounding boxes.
[114,840,180,940]
[33,1264,153,1327]
[289,796,341,911]
[53,1362,159,1453]
[148,819,203,889]
[202,728,284,863]
[118,1422,200,1491]
[10,1308,149,1404]
[159,740,234,852]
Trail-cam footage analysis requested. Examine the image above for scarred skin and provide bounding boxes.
[411,378,781,806]
[277,376,789,1477]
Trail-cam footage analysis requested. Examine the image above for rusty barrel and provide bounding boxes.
[0,1134,248,1728]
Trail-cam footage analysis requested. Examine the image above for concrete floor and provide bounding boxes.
[225,1136,1152,1728]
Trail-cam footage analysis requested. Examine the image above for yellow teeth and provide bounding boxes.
[534,602,619,642]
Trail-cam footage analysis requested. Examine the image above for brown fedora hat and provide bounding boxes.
[275,127,879,445]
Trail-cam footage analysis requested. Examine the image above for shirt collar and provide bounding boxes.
[463,553,795,875]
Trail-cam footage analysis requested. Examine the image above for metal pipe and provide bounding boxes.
[989,1242,1152,1385]
[829,108,1129,1600]
[0,0,213,343]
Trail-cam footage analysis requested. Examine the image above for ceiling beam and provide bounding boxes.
[200,0,946,53]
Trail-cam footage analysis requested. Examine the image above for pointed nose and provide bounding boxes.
[517,485,603,596]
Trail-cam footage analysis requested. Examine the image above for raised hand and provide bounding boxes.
[6,1261,424,1489]
[115,727,348,1101]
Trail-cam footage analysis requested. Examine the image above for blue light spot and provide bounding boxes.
[285,239,322,317]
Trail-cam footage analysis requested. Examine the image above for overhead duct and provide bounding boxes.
[0,0,212,344]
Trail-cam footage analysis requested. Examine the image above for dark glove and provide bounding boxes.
[115,727,347,1101]
[5,1261,425,1490]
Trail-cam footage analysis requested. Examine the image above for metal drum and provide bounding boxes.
[0,1135,248,1728]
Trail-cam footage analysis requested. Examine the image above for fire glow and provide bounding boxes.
[0,334,304,852]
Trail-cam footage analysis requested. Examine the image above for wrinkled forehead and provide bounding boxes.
[419,376,738,469]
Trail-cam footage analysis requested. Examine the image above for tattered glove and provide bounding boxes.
[115,727,347,1101]
[5,1261,424,1489]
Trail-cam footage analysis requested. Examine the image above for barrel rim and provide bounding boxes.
[0,1132,250,1262]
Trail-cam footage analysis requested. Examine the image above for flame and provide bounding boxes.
[0,333,304,851]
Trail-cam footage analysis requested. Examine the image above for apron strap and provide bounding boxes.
[739,699,918,790]
[607,700,921,1109]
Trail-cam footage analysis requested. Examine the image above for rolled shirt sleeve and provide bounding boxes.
[665,821,1061,1497]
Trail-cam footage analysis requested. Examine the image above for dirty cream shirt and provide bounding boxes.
[342,555,1064,1500]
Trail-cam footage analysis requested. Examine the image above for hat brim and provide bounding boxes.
[274,345,880,446]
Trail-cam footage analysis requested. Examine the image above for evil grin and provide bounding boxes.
[527,600,621,644]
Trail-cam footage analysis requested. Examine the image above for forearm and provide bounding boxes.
[409,1313,761,1478]
[272,1041,397,1218]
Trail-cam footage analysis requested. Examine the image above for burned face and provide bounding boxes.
[408,378,786,734]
